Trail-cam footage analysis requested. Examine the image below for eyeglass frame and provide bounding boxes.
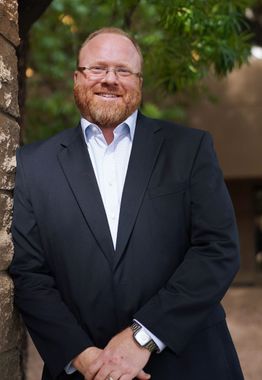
[77,65,142,79]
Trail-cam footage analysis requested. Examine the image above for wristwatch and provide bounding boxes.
[130,322,159,353]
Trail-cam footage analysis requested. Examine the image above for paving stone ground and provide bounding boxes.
[26,286,262,380]
[222,287,262,380]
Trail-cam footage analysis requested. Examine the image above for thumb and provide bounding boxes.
[137,370,151,379]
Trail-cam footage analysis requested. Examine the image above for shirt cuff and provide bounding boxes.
[64,361,77,375]
[133,319,166,353]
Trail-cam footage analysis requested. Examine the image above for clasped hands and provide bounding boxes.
[73,327,151,380]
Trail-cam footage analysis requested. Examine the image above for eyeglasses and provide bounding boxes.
[77,66,142,79]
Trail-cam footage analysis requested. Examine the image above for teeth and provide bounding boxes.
[98,94,118,98]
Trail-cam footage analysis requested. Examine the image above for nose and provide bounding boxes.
[101,69,119,84]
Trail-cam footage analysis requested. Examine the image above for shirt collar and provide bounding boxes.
[80,110,138,144]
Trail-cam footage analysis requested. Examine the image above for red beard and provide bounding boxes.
[74,83,141,128]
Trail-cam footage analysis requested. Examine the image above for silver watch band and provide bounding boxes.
[130,322,158,353]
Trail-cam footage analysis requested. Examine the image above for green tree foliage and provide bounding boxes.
[25,0,255,142]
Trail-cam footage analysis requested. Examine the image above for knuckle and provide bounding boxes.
[103,348,112,360]
[104,351,121,366]
[111,354,121,365]
[124,367,133,376]
[88,364,95,374]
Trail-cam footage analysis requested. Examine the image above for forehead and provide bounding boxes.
[79,33,141,69]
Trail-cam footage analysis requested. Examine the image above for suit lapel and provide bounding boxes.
[57,126,115,266]
[114,113,164,269]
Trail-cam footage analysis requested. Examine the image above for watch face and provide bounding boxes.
[136,329,151,346]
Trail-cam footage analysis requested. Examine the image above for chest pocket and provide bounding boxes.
[148,181,187,199]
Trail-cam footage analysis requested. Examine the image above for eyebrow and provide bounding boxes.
[85,60,132,67]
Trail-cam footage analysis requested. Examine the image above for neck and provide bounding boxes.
[100,126,115,144]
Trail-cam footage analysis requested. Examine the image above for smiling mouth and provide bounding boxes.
[95,93,121,98]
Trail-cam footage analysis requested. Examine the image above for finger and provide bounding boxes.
[93,365,112,380]
[109,370,122,380]
[87,355,105,378]
[119,375,133,380]
[136,369,151,379]
[85,358,103,379]
[119,371,146,380]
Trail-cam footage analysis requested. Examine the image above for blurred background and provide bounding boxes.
[17,1,262,379]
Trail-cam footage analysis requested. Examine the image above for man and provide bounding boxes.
[10,28,244,380]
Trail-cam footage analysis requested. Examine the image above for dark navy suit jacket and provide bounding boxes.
[10,113,244,379]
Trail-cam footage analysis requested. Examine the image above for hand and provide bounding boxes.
[88,327,151,380]
[72,346,102,378]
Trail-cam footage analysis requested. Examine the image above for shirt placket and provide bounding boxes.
[102,142,119,249]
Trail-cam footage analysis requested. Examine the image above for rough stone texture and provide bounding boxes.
[0,167,15,272]
[0,226,14,270]
[0,274,23,353]
[0,1,23,379]
[0,112,19,190]
[0,35,19,118]
[0,349,22,380]
[0,0,19,46]
[0,192,13,230]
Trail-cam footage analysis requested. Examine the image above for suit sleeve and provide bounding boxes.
[9,149,93,378]
[134,132,240,354]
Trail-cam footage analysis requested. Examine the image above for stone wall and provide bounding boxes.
[0,0,24,379]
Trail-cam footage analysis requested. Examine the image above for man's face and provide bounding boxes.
[74,33,143,128]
